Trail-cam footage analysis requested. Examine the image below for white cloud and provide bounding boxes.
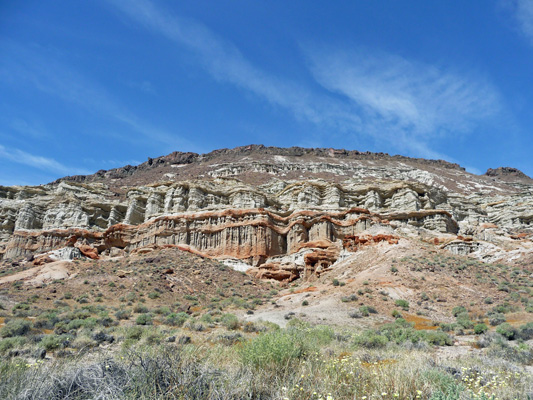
[306,49,501,157]
[108,1,503,161]
[107,0,360,130]
[0,145,91,176]
[513,0,533,44]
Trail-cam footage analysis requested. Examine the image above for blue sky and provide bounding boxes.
[1,0,532,185]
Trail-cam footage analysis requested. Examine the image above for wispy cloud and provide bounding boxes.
[0,42,196,150]
[107,0,359,130]
[512,0,533,44]
[108,0,503,161]
[0,144,91,176]
[306,48,502,158]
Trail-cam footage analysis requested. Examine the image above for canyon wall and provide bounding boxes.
[1,146,532,268]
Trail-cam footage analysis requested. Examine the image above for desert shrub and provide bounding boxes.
[135,314,153,326]
[76,295,89,304]
[491,303,514,314]
[221,313,240,330]
[485,337,533,365]
[148,292,160,299]
[217,332,243,346]
[0,319,31,338]
[367,305,378,314]
[199,313,213,324]
[133,304,149,314]
[452,306,467,317]
[341,294,358,303]
[166,312,190,327]
[379,319,422,344]
[243,321,261,333]
[455,312,474,329]
[115,310,131,320]
[488,312,506,326]
[40,334,68,350]
[348,310,362,318]
[125,326,144,340]
[474,323,488,334]
[184,320,205,332]
[239,329,310,370]
[498,283,510,292]
[359,306,370,317]
[332,279,340,286]
[352,330,388,348]
[0,337,26,354]
[440,323,456,332]
[301,300,309,306]
[423,331,453,346]
[155,306,171,316]
[421,292,430,301]
[391,309,402,319]
[517,322,533,340]
[395,299,409,310]
[496,323,517,340]
[302,325,335,347]
[33,312,58,330]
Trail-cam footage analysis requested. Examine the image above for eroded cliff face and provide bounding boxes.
[1,146,532,278]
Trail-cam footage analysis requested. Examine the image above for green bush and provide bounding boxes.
[474,323,488,334]
[341,294,358,303]
[221,314,240,330]
[301,325,335,347]
[166,312,190,327]
[352,331,388,348]
[0,319,31,338]
[496,323,517,340]
[452,306,467,317]
[423,331,453,346]
[379,319,422,344]
[239,329,311,370]
[136,314,153,326]
[133,304,149,314]
[518,322,533,340]
[0,337,26,354]
[395,299,409,311]
[488,312,506,326]
[440,323,456,332]
[40,334,67,350]
[359,306,370,317]
[115,310,131,320]
[125,326,144,340]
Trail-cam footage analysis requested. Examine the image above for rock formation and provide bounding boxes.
[1,145,532,281]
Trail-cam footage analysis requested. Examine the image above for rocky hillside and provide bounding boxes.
[0,145,532,284]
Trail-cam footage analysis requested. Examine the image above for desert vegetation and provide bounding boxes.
[1,240,533,399]
[0,313,532,399]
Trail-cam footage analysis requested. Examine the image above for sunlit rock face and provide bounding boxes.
[0,145,532,275]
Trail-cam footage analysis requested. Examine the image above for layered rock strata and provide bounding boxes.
[3,207,454,264]
[1,146,532,276]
